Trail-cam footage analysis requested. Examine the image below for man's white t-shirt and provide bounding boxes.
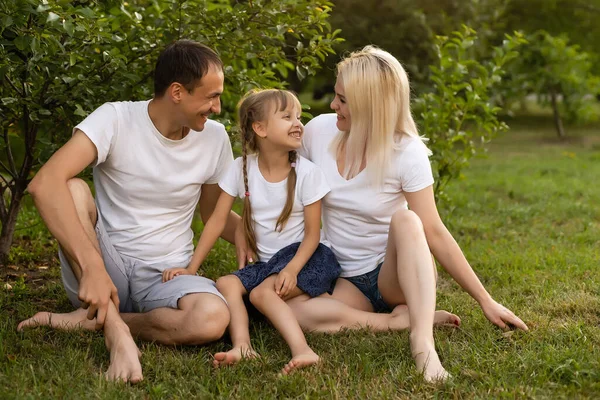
[219,154,330,263]
[75,100,233,265]
[299,113,434,277]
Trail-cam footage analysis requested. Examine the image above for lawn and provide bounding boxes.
[1,117,599,399]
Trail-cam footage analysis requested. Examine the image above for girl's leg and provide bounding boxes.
[377,209,448,382]
[249,275,319,374]
[213,275,257,367]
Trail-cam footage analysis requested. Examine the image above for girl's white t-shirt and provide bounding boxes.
[299,113,434,277]
[219,154,330,263]
[76,100,233,266]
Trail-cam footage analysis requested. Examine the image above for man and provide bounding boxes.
[17,40,240,383]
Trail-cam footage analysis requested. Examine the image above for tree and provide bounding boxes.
[413,26,526,198]
[507,31,600,138]
[0,0,341,264]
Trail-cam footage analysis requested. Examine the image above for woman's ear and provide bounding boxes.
[252,121,267,138]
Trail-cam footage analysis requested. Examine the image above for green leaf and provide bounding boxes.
[74,104,87,117]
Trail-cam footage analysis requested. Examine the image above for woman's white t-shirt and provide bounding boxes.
[299,114,434,277]
[219,154,330,263]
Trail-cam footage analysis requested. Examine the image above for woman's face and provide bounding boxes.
[330,77,351,132]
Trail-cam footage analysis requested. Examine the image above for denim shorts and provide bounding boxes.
[345,261,392,313]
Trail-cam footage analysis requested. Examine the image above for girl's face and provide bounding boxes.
[330,77,351,132]
[260,104,304,151]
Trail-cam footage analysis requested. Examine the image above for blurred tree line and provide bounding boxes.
[1,0,598,262]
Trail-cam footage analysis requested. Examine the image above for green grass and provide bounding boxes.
[2,118,600,399]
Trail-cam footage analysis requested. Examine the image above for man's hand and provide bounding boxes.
[78,267,120,326]
[480,298,529,331]
[162,267,194,283]
[235,222,255,269]
[274,268,298,298]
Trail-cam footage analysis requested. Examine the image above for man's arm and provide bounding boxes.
[198,183,240,244]
[28,129,119,325]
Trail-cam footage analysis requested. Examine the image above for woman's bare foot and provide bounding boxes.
[213,345,259,367]
[411,338,449,383]
[280,349,320,375]
[388,306,460,331]
[104,323,143,383]
[17,308,99,332]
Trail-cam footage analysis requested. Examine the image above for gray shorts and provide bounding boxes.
[59,213,226,313]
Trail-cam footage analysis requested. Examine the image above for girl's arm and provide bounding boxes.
[405,185,529,331]
[163,191,236,282]
[188,191,236,273]
[275,200,322,296]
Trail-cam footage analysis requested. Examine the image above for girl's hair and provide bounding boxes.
[331,45,431,187]
[237,89,302,257]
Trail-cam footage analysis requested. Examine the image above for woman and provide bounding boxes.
[267,46,528,382]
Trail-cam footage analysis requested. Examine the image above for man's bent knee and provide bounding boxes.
[178,293,229,345]
[67,178,97,224]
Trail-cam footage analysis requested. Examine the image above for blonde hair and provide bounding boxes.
[332,45,431,187]
[237,89,302,257]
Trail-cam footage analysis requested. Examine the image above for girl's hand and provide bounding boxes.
[162,267,193,283]
[234,222,255,269]
[480,298,529,331]
[274,268,298,298]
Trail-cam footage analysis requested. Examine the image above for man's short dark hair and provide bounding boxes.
[154,40,223,97]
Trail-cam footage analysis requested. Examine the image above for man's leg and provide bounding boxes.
[121,292,229,345]
[17,178,143,383]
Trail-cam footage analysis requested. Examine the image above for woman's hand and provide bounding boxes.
[234,222,255,269]
[162,267,193,283]
[480,298,529,331]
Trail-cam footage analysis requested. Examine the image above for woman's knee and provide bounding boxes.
[391,209,424,234]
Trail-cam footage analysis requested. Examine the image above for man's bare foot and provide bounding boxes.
[388,305,461,331]
[280,350,320,375]
[105,323,143,383]
[411,338,449,383]
[17,308,99,332]
[212,345,259,368]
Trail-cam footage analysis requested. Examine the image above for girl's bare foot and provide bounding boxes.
[213,345,259,367]
[17,308,99,332]
[411,337,449,383]
[280,349,320,375]
[104,323,143,383]
[388,305,460,331]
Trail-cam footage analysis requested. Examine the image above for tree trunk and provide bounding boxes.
[0,183,26,266]
[550,88,566,140]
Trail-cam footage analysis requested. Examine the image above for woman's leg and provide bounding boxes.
[287,279,416,332]
[213,275,257,367]
[377,209,448,382]
[249,275,319,374]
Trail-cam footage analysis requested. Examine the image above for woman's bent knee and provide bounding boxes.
[391,209,424,233]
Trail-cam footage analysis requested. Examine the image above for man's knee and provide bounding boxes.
[66,178,96,223]
[180,294,229,344]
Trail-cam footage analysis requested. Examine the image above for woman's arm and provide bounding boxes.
[405,185,528,330]
[274,200,322,297]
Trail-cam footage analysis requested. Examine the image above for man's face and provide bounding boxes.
[180,65,224,131]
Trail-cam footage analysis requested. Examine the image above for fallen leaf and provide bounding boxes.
[3,283,12,290]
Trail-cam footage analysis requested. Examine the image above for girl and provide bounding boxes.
[163,89,340,374]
